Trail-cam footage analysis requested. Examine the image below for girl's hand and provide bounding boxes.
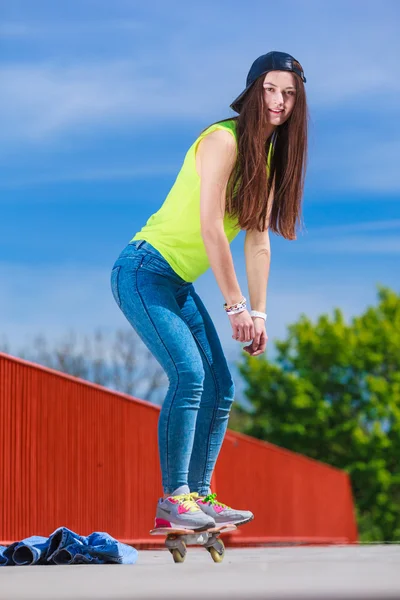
[228,309,255,342]
[243,317,268,356]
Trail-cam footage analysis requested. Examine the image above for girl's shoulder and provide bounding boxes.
[200,117,237,137]
[195,118,238,150]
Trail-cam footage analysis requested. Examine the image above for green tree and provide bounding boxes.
[233,286,400,542]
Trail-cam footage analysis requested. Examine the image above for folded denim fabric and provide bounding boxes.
[0,527,138,566]
[0,542,19,566]
[46,527,87,563]
[52,542,103,565]
[12,536,49,565]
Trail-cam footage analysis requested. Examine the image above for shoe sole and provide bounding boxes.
[192,521,216,532]
[234,515,254,527]
[217,515,254,528]
[163,520,216,532]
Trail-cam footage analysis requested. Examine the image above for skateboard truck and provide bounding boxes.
[150,525,236,563]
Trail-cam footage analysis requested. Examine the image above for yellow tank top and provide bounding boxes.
[131,118,273,282]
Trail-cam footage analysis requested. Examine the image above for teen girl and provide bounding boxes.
[111,51,308,530]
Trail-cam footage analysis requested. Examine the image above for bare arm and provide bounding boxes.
[197,129,243,305]
[244,175,274,314]
[244,228,271,314]
[242,228,270,356]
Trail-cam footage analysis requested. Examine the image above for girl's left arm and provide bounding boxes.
[244,228,271,314]
[244,173,274,314]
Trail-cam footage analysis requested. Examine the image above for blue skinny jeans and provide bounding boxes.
[110,240,235,496]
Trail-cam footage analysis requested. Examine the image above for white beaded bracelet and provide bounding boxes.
[226,306,247,316]
[250,310,267,321]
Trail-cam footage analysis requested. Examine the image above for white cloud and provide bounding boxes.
[309,138,400,194]
[0,61,167,143]
[2,53,398,146]
[0,262,119,340]
[0,164,178,187]
[297,220,400,254]
[305,235,400,255]
[0,54,239,145]
[310,220,400,235]
[0,23,33,37]
[0,20,145,38]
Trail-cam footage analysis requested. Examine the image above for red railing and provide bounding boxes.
[0,352,358,546]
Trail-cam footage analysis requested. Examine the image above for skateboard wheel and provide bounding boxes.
[207,542,225,563]
[171,548,186,563]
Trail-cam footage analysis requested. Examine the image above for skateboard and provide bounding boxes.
[149,524,237,563]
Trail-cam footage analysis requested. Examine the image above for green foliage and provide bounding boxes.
[233,286,400,541]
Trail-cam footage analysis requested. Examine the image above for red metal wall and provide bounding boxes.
[0,352,358,546]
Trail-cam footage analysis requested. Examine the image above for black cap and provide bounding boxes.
[230,51,306,114]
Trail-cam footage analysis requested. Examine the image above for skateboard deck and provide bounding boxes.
[149,524,237,563]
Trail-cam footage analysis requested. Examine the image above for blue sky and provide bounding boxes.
[1,0,399,396]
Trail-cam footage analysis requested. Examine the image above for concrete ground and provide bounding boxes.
[1,545,400,600]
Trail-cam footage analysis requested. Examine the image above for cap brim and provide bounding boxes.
[229,81,256,113]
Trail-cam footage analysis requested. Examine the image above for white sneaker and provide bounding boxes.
[191,492,254,527]
[155,492,215,532]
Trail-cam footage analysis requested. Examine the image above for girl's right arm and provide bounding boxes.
[197,129,254,343]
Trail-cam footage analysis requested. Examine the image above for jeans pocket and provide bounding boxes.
[139,253,186,285]
[110,266,122,308]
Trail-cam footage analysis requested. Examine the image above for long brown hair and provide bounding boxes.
[201,72,309,239]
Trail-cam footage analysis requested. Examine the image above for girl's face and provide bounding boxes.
[263,70,297,124]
